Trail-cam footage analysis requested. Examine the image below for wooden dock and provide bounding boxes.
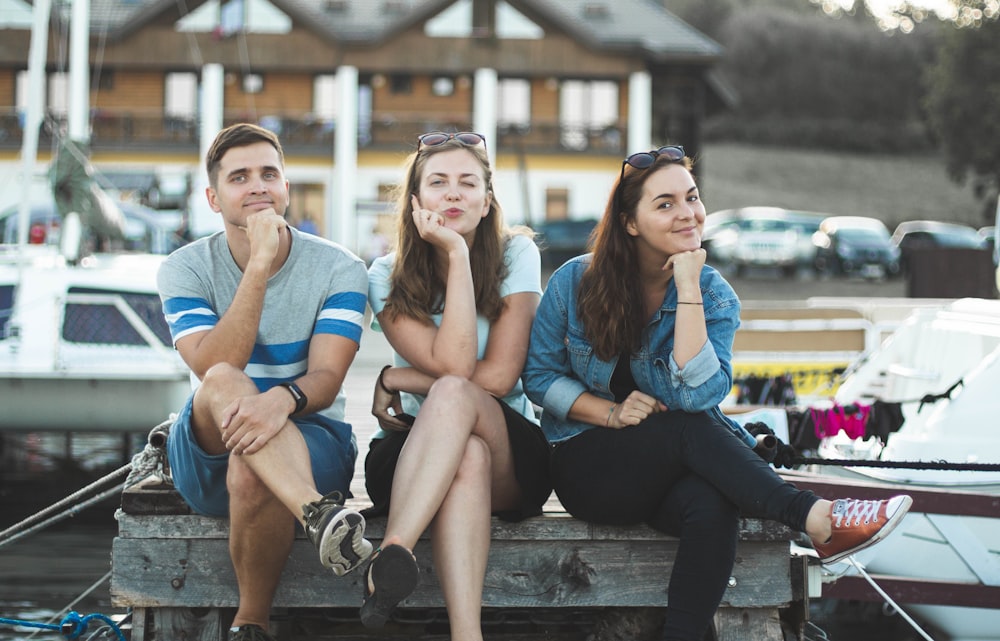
[111,480,808,641]
[107,321,824,641]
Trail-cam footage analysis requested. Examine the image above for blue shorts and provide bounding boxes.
[166,394,358,517]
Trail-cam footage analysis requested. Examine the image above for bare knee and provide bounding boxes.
[201,362,252,396]
[426,374,477,406]
[226,456,272,509]
[194,363,255,426]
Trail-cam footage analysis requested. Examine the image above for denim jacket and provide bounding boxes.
[522,255,755,447]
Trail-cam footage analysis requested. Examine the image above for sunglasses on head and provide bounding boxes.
[417,131,488,153]
[614,145,686,212]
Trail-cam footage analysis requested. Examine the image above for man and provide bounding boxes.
[158,123,372,641]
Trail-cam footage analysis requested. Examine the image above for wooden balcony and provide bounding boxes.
[0,108,626,158]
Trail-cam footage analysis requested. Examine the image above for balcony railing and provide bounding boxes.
[0,108,626,157]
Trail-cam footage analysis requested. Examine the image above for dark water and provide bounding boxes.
[0,522,122,641]
[0,431,131,640]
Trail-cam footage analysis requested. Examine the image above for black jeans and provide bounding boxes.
[550,410,818,641]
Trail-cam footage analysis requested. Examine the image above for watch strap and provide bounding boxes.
[279,381,308,415]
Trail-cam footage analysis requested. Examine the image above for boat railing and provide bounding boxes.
[59,290,181,370]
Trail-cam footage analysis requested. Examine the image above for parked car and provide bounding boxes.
[533,218,598,268]
[891,220,987,273]
[0,199,186,254]
[702,207,824,277]
[812,215,900,279]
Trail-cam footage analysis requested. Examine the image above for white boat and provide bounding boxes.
[0,244,189,432]
[811,298,1000,641]
[0,0,189,435]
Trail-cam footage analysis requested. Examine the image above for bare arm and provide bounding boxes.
[175,212,286,378]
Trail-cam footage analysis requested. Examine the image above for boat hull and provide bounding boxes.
[1,375,188,431]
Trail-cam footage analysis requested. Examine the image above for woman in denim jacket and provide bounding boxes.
[522,146,912,641]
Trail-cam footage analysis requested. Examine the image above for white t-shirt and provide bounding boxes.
[367,233,541,434]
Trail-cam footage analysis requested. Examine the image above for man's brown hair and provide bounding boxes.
[205,123,285,188]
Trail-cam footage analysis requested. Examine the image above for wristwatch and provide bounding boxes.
[278,381,308,415]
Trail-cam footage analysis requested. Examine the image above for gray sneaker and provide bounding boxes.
[302,490,373,576]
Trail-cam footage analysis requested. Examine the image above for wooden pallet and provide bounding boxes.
[111,479,808,641]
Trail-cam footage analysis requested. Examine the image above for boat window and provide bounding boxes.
[63,288,171,347]
[0,284,13,340]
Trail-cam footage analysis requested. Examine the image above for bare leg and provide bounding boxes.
[227,456,296,629]
[380,376,524,639]
[189,363,328,631]
[382,375,521,549]
[431,436,492,641]
[805,499,833,543]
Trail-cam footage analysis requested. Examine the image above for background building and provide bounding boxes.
[0,0,727,251]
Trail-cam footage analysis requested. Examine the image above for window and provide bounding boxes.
[164,72,198,120]
[314,74,339,120]
[559,79,618,150]
[0,285,14,340]
[47,72,69,117]
[390,74,412,95]
[497,78,530,127]
[63,289,172,347]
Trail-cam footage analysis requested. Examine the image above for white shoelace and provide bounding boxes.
[831,498,881,527]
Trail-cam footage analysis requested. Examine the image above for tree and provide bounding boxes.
[923,16,1000,223]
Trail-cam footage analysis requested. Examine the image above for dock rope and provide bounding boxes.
[846,557,936,641]
[0,610,125,640]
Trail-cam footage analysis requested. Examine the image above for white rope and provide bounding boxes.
[847,556,937,641]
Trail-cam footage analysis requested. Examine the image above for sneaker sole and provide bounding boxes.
[318,510,373,576]
[360,544,420,629]
[820,495,913,564]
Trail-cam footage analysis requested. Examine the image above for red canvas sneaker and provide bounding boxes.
[813,495,913,564]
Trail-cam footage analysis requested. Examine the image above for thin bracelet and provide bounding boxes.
[377,365,395,395]
[677,301,703,305]
[606,403,617,427]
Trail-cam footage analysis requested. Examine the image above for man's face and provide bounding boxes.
[206,141,289,227]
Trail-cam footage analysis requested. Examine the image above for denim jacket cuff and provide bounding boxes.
[543,376,590,421]
[668,340,720,388]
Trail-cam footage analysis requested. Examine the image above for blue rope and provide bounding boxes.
[0,611,125,640]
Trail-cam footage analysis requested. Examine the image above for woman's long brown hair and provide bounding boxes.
[577,153,694,361]
[380,139,523,324]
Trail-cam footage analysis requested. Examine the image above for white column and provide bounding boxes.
[188,63,225,237]
[16,0,50,250]
[334,65,359,250]
[68,0,90,142]
[473,68,498,157]
[627,70,652,153]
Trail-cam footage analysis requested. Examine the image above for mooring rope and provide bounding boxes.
[846,557,937,641]
[795,456,1000,471]
[0,610,125,641]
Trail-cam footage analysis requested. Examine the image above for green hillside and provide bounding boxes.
[697,143,989,230]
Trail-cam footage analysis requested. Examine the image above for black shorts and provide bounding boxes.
[363,397,552,522]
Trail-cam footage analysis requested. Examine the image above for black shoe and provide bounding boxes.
[360,543,420,628]
[302,490,373,576]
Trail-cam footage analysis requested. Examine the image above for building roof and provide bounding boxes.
[35,0,720,61]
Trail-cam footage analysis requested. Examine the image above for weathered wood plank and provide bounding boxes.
[714,608,784,641]
[111,537,794,610]
[114,510,796,543]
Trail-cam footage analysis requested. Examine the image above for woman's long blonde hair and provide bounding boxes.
[381,138,522,324]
